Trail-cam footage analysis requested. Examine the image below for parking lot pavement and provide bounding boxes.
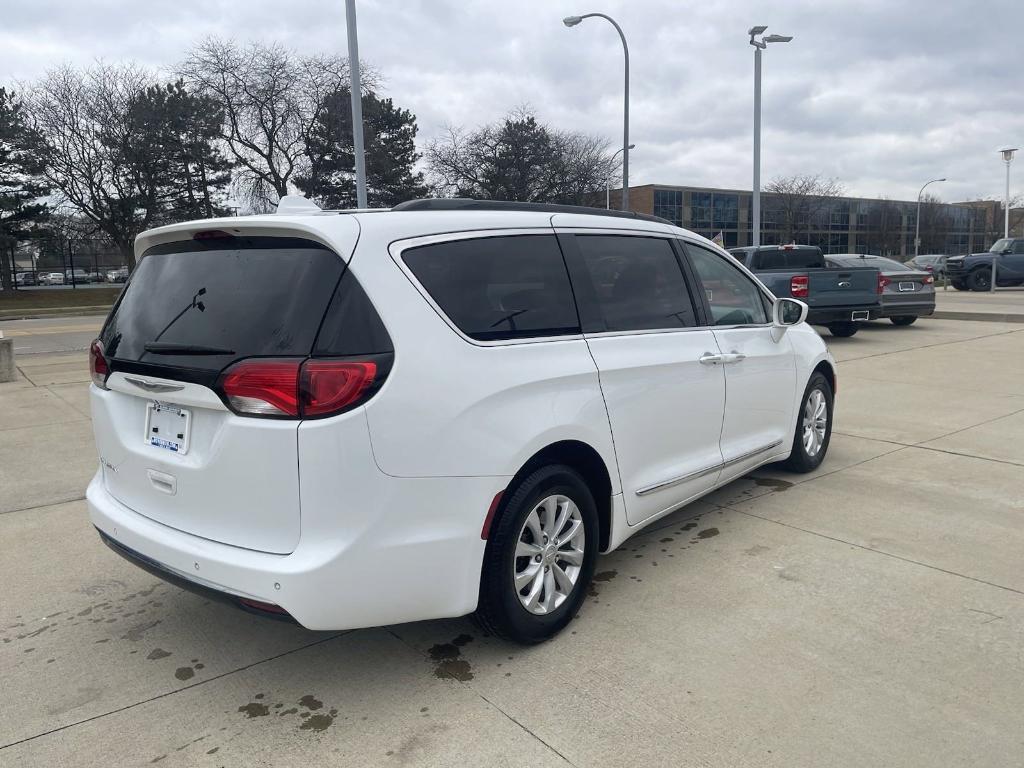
[0,316,103,355]
[2,318,1023,767]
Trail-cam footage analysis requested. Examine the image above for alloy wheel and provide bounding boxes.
[513,494,586,615]
[802,388,828,457]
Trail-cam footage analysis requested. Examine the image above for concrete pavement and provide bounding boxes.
[2,318,1023,767]
[934,285,1024,323]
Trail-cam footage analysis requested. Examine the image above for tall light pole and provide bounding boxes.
[749,26,792,248]
[564,13,630,210]
[994,148,1017,292]
[607,144,635,209]
[345,0,368,208]
[914,177,946,258]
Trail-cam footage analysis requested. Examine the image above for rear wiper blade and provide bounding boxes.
[143,342,235,355]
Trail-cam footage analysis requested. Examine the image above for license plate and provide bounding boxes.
[145,402,191,454]
[898,282,916,292]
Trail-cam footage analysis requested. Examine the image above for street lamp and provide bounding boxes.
[914,177,946,258]
[564,13,631,210]
[345,0,368,208]
[749,26,793,248]
[994,148,1017,292]
[607,144,635,209]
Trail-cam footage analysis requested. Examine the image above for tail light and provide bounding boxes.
[89,339,109,389]
[219,358,381,419]
[878,275,890,293]
[923,275,934,284]
[790,274,809,298]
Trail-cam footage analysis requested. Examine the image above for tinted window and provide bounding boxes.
[573,235,697,332]
[314,269,392,356]
[403,235,579,341]
[686,244,769,326]
[753,248,824,270]
[830,256,906,271]
[102,237,344,373]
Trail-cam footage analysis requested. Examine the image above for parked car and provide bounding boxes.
[826,254,935,325]
[105,267,129,283]
[40,271,65,285]
[728,244,882,337]
[905,254,948,278]
[87,197,836,644]
[15,271,38,286]
[65,268,94,284]
[945,238,1024,291]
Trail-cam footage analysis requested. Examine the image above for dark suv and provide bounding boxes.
[945,238,1024,291]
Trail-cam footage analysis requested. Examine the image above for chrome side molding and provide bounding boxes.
[635,439,784,497]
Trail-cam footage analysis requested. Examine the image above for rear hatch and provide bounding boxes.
[806,266,880,310]
[91,231,355,554]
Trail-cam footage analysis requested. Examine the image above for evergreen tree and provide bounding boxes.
[297,89,428,208]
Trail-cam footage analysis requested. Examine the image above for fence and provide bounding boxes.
[3,237,129,291]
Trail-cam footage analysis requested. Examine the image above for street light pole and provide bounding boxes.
[995,148,1017,293]
[914,177,946,259]
[748,27,792,248]
[564,13,630,210]
[606,144,635,209]
[345,0,368,208]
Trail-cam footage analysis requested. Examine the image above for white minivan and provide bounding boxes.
[87,198,835,643]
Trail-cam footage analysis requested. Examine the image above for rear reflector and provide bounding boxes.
[480,489,505,540]
[218,357,381,419]
[237,597,289,615]
[90,339,109,389]
[790,274,809,298]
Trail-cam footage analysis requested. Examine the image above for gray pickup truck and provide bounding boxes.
[729,245,882,337]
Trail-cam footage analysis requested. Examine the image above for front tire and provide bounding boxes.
[968,268,991,291]
[783,372,834,473]
[890,316,917,326]
[476,465,598,644]
[827,322,858,337]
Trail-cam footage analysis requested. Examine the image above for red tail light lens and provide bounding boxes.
[300,360,377,417]
[89,339,109,389]
[219,358,380,418]
[221,359,302,416]
[878,275,891,293]
[790,274,809,298]
[923,275,934,284]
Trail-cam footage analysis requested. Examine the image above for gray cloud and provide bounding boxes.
[2,0,1021,203]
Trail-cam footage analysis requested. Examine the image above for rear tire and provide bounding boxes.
[889,316,917,326]
[827,322,858,338]
[951,280,968,291]
[476,464,598,644]
[783,372,834,473]
[968,268,991,291]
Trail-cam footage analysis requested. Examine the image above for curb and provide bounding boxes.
[932,310,1024,324]
[0,306,111,321]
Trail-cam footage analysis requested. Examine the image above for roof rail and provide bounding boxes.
[391,198,674,226]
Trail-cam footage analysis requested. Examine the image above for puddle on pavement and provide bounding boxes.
[429,634,475,681]
[753,477,794,492]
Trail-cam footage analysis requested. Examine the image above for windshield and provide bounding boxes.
[990,239,1012,253]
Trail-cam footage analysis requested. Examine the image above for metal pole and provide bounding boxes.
[752,46,762,248]
[345,0,368,208]
[606,177,610,210]
[914,196,922,259]
[993,158,1010,293]
[621,28,629,211]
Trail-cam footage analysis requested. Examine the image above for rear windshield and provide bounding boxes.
[830,256,907,271]
[101,236,346,374]
[752,248,824,270]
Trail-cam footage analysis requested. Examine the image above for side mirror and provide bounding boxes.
[773,297,808,328]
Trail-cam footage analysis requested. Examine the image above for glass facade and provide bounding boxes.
[647,186,990,256]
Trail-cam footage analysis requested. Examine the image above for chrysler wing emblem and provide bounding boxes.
[124,376,185,393]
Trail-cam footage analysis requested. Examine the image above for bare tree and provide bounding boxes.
[179,38,374,211]
[764,174,845,243]
[862,197,903,256]
[426,108,615,205]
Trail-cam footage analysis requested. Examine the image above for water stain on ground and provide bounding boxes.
[238,702,270,718]
[754,477,794,492]
[121,620,161,642]
[174,667,195,681]
[147,648,171,660]
[299,695,323,710]
[593,570,617,582]
[697,528,719,539]
[429,635,475,681]
[299,713,334,732]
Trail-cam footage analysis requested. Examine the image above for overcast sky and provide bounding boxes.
[3,0,1022,204]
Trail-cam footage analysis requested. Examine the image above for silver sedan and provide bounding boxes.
[826,255,935,326]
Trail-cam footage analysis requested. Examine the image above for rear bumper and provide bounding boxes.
[807,304,882,324]
[880,299,935,318]
[87,469,503,630]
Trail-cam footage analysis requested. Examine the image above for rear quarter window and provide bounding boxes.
[401,235,580,341]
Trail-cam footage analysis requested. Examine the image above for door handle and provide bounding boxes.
[699,352,724,365]
[722,351,747,364]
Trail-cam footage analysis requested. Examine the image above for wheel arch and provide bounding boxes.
[812,359,836,395]
[502,440,613,552]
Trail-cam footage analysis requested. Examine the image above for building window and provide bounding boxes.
[653,189,683,227]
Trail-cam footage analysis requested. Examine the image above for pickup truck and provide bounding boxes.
[945,238,1024,291]
[729,244,882,337]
